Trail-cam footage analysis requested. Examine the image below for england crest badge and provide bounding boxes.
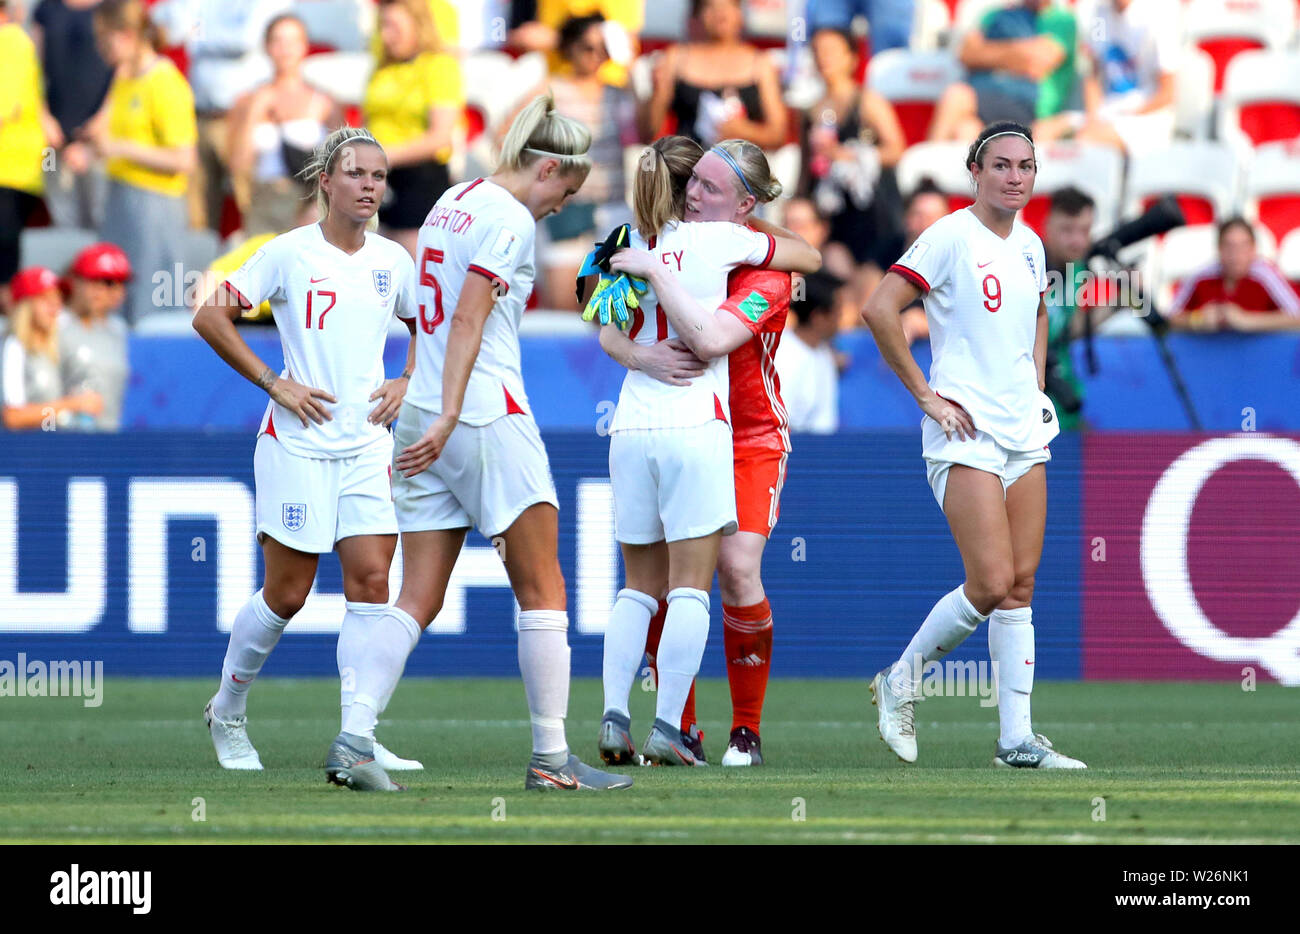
[372,269,392,297]
[283,503,307,531]
[1023,250,1037,279]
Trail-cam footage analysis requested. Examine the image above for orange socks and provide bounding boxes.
[723,599,774,735]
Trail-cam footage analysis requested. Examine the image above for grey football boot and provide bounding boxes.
[642,718,707,766]
[994,733,1087,769]
[597,710,641,766]
[325,732,405,791]
[526,752,634,790]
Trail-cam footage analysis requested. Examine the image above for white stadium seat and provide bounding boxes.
[1244,141,1300,245]
[911,0,954,52]
[895,141,973,205]
[1218,50,1300,150]
[292,0,371,53]
[866,50,963,146]
[300,51,373,106]
[1173,47,1215,139]
[1125,141,1242,225]
[1028,143,1125,235]
[1184,0,1295,92]
[1277,229,1300,283]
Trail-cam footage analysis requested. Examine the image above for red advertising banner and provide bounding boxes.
[1083,434,1300,683]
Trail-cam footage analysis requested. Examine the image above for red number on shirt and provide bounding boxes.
[982,275,1001,313]
[419,247,445,334]
[304,290,336,329]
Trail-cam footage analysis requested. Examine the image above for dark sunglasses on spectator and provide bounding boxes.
[575,42,607,56]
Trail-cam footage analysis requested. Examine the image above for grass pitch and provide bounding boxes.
[1,678,1296,844]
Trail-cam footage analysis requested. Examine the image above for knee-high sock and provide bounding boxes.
[341,607,421,741]
[518,610,571,758]
[724,598,773,734]
[337,601,388,731]
[888,585,986,695]
[645,599,698,733]
[213,590,291,720]
[655,588,710,729]
[988,606,1034,747]
[601,589,657,718]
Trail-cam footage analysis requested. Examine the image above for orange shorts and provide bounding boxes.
[733,446,789,538]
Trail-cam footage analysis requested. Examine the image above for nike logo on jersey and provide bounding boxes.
[310,276,329,283]
[977,260,993,268]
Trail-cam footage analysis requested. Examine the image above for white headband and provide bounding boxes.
[524,147,580,160]
[974,131,1034,163]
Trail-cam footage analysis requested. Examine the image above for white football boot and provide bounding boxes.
[870,668,918,763]
[374,740,424,771]
[204,698,263,770]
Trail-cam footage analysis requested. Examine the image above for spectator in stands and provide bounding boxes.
[928,0,1077,144]
[227,13,339,238]
[31,0,113,230]
[641,0,786,149]
[1040,0,1177,155]
[799,28,905,285]
[506,13,637,309]
[58,242,130,430]
[364,0,463,257]
[2,266,102,430]
[151,0,290,232]
[0,0,58,306]
[803,0,915,54]
[1168,218,1300,333]
[508,0,640,88]
[68,0,197,325]
[775,269,844,433]
[783,195,871,333]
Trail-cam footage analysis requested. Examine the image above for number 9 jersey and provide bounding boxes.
[223,223,418,458]
[890,207,1057,452]
[405,177,538,424]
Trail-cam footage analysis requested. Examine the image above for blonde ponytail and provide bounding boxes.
[632,135,703,240]
[299,127,384,229]
[713,138,783,203]
[498,92,592,178]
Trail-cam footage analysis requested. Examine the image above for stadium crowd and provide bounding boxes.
[3,0,1300,433]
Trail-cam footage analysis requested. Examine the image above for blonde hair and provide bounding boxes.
[299,127,385,230]
[632,135,704,239]
[377,0,441,65]
[11,298,59,363]
[497,92,592,179]
[712,138,783,203]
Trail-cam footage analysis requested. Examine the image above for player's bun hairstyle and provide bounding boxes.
[300,127,386,231]
[966,120,1035,173]
[94,0,166,53]
[497,92,593,179]
[632,135,704,239]
[713,138,784,204]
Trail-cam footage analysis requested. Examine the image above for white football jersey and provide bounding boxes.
[405,177,537,425]
[609,220,776,433]
[892,208,1058,451]
[224,223,417,459]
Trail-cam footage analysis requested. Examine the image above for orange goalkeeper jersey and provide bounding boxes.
[720,266,792,453]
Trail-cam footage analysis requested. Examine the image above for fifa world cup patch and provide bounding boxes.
[282,503,307,531]
[737,290,770,323]
[372,269,392,297]
[491,228,520,262]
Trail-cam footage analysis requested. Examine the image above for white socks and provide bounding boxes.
[517,609,571,758]
[601,588,658,718]
[213,589,291,720]
[655,588,710,728]
[989,606,1035,747]
[341,606,422,741]
[337,600,388,731]
[889,584,986,696]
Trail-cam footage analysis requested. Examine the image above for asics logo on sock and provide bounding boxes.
[730,653,766,667]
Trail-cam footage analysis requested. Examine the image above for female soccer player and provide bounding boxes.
[194,127,422,791]
[596,135,820,766]
[598,139,795,767]
[346,94,629,791]
[861,121,1086,769]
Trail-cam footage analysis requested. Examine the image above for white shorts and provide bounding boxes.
[610,421,737,544]
[921,416,1050,511]
[254,434,397,553]
[392,403,559,538]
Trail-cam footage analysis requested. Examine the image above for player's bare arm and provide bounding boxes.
[193,285,337,427]
[611,249,751,360]
[598,323,706,386]
[394,274,496,476]
[862,272,975,440]
[1035,295,1048,390]
[368,316,417,426]
[744,216,823,274]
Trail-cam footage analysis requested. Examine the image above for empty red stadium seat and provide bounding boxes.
[1257,195,1300,243]
[1236,101,1300,146]
[1196,36,1265,92]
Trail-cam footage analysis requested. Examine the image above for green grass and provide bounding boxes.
[1,678,1297,844]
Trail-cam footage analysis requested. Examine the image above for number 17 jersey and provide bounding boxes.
[405,177,538,426]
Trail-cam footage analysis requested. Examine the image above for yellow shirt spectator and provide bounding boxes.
[104,58,198,197]
[364,51,463,164]
[371,0,459,55]
[209,232,276,321]
[0,23,49,196]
